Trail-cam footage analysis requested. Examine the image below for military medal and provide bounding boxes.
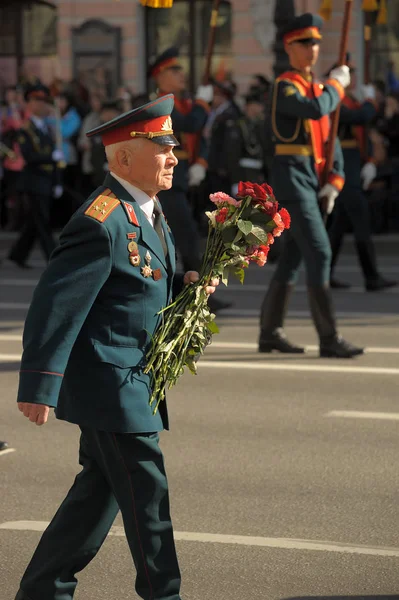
[141,251,153,278]
[130,254,141,266]
[128,241,138,253]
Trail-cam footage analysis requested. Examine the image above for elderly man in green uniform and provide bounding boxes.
[258,13,363,358]
[328,58,397,291]
[14,95,218,600]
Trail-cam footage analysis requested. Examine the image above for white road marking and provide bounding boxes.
[210,342,399,354]
[0,304,395,319]
[0,335,22,342]
[0,448,16,456]
[327,410,399,421]
[0,279,38,286]
[0,303,30,310]
[219,284,399,294]
[1,520,399,557]
[0,354,22,361]
[217,309,398,318]
[199,361,399,376]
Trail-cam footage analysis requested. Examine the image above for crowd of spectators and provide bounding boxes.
[1,68,399,235]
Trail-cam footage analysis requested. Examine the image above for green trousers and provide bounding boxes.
[19,428,181,600]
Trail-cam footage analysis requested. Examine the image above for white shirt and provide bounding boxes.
[110,172,155,227]
[31,115,48,133]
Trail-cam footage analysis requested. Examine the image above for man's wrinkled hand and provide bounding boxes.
[18,402,50,426]
[183,271,220,295]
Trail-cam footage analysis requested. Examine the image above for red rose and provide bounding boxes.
[237,181,256,198]
[251,183,267,201]
[279,207,291,229]
[261,183,274,197]
[261,199,278,218]
[216,207,229,223]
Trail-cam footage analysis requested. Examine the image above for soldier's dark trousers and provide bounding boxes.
[272,196,332,286]
[158,188,202,272]
[18,429,182,600]
[9,194,56,264]
[328,185,379,281]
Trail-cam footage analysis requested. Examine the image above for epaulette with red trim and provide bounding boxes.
[84,189,120,223]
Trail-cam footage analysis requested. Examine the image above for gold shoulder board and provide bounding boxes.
[284,85,297,97]
[85,189,120,223]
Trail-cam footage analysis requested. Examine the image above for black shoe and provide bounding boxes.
[0,441,8,451]
[365,277,397,292]
[259,329,305,354]
[320,336,364,358]
[208,296,232,313]
[330,278,351,289]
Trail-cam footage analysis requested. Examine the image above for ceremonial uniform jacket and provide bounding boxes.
[269,70,346,201]
[17,118,56,197]
[17,173,176,433]
[167,95,209,192]
[339,95,377,188]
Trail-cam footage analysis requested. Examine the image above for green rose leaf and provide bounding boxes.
[237,219,253,236]
[206,320,220,334]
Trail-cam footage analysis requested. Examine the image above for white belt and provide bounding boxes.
[239,157,263,169]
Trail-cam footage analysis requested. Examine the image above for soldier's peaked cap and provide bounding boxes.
[147,47,182,79]
[24,83,52,103]
[281,13,323,45]
[86,94,179,147]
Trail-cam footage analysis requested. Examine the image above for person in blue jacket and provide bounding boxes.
[13,95,219,600]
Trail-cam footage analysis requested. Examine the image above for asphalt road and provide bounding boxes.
[1,235,399,600]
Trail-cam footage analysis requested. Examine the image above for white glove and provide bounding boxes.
[231,183,239,197]
[188,163,206,187]
[360,84,376,101]
[52,149,65,162]
[329,65,351,89]
[360,162,377,190]
[318,183,339,215]
[53,185,63,199]
[195,85,213,104]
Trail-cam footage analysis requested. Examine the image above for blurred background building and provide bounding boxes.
[0,0,397,97]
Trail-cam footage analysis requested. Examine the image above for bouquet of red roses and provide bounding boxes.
[144,181,291,412]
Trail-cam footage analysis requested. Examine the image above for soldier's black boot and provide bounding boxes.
[0,440,8,451]
[259,281,305,353]
[355,241,397,292]
[307,285,364,358]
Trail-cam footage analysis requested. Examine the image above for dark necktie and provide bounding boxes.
[153,203,168,258]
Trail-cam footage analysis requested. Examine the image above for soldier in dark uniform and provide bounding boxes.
[205,79,242,196]
[7,84,59,268]
[14,95,219,600]
[148,47,212,273]
[258,14,363,358]
[328,60,397,291]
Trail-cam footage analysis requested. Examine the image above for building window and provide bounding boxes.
[371,3,399,83]
[0,1,56,57]
[146,0,232,92]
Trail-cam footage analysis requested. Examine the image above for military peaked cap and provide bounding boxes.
[282,13,323,45]
[24,83,52,103]
[86,94,179,147]
[147,47,182,79]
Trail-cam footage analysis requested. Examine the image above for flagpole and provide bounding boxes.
[202,0,222,84]
[322,0,354,188]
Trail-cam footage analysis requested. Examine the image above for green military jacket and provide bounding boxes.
[269,70,346,202]
[17,119,56,197]
[17,173,176,433]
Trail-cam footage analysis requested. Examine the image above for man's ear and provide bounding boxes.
[118,147,131,168]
